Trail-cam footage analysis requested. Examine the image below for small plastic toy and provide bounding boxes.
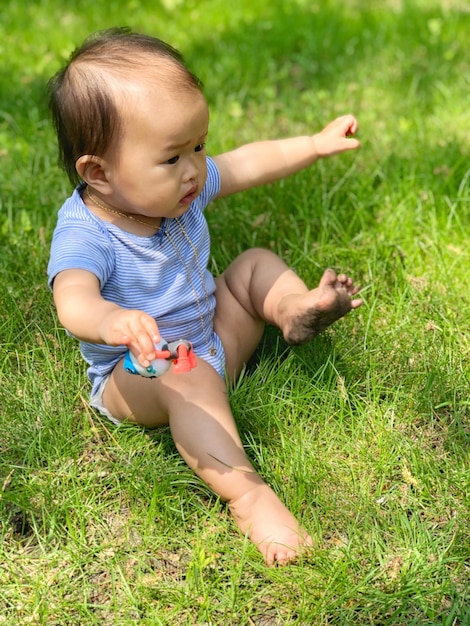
[123,338,197,378]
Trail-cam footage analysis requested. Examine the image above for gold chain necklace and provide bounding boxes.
[85,187,161,231]
[165,218,217,356]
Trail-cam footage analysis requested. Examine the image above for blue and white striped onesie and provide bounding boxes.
[47,157,225,401]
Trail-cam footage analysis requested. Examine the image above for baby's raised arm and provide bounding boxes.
[52,269,160,366]
[213,115,359,198]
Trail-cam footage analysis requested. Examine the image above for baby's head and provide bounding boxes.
[48,27,204,186]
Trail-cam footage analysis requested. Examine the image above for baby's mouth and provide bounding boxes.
[180,184,198,204]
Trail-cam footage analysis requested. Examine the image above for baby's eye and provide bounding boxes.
[194,143,206,153]
[167,155,180,165]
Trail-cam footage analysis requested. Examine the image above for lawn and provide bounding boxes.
[0,0,469,624]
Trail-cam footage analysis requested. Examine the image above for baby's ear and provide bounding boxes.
[76,155,110,192]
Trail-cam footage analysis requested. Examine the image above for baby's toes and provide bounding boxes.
[266,545,295,566]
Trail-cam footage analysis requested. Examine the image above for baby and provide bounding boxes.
[47,27,362,565]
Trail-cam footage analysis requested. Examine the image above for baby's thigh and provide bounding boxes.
[214,273,264,382]
[102,355,231,428]
[102,358,172,428]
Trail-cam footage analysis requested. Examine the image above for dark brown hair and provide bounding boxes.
[48,27,203,186]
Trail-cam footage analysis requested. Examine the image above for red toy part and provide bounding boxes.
[154,348,172,359]
[172,342,197,373]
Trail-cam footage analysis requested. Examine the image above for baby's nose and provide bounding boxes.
[183,156,200,181]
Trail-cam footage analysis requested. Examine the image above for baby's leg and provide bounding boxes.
[210,250,361,562]
[102,358,312,565]
[214,248,362,377]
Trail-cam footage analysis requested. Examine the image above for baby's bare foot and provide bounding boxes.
[280,268,362,345]
[228,483,313,565]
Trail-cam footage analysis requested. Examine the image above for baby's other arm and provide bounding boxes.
[52,269,160,366]
[213,114,359,198]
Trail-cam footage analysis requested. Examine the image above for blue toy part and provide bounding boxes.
[123,338,172,378]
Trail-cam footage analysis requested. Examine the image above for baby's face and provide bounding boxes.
[104,84,209,221]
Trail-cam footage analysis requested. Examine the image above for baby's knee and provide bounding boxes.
[237,247,280,266]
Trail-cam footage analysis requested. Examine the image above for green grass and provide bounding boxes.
[1,0,469,624]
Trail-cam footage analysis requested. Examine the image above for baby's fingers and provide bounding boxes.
[100,309,160,364]
[135,312,161,346]
[342,114,358,136]
[126,314,161,364]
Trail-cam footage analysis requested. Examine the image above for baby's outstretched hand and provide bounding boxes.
[100,309,160,366]
[312,114,360,158]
